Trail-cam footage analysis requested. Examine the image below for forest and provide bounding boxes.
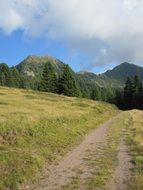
[0,62,142,110]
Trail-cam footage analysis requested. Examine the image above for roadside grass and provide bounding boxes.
[0,87,118,190]
[126,110,143,190]
[84,112,130,190]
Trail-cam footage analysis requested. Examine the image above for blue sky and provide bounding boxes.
[0,29,111,73]
[0,0,143,74]
[0,30,104,72]
[0,30,82,72]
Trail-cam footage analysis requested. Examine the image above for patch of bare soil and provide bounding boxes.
[30,118,115,190]
[105,140,133,190]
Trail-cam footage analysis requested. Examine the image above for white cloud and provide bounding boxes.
[0,1,23,34]
[0,0,143,67]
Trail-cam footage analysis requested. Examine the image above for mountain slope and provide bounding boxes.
[14,56,143,99]
[77,71,122,88]
[103,62,143,82]
[16,55,65,78]
[15,56,143,86]
[77,62,143,90]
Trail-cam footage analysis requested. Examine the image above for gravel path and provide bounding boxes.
[29,115,132,190]
[105,139,132,190]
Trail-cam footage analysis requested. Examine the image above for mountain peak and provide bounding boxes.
[120,62,132,66]
[16,55,65,77]
[104,62,143,81]
[24,55,54,63]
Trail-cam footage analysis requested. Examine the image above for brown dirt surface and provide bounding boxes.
[29,115,132,190]
[105,140,132,190]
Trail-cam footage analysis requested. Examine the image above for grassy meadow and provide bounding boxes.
[85,112,130,190]
[126,110,143,190]
[0,87,118,190]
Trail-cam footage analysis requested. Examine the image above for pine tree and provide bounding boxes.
[123,77,133,109]
[0,63,12,87]
[138,82,143,109]
[59,64,81,97]
[19,75,28,89]
[132,76,141,108]
[90,86,102,101]
[91,88,97,100]
[39,62,57,93]
[114,90,123,109]
[11,67,21,88]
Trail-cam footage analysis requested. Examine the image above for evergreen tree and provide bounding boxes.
[19,75,28,89]
[39,62,57,93]
[59,64,81,97]
[113,76,143,110]
[91,88,97,100]
[137,82,143,109]
[132,76,142,108]
[132,76,143,109]
[0,63,12,87]
[123,77,133,109]
[114,90,123,109]
[11,67,21,88]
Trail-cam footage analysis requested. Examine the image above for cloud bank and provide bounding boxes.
[1,0,143,67]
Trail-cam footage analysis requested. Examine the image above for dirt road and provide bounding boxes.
[31,115,132,190]
[105,140,132,190]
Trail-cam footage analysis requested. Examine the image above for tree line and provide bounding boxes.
[1,62,142,110]
[38,62,116,100]
[113,75,143,110]
[0,63,29,88]
[39,62,81,97]
[0,62,82,97]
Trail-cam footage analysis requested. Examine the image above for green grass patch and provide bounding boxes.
[0,87,118,190]
[84,112,130,189]
[126,110,143,190]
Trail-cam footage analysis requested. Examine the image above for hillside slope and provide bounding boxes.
[0,87,118,190]
[16,55,65,78]
[77,62,143,89]
[11,55,143,88]
[103,62,143,82]
[15,56,143,93]
[77,71,122,88]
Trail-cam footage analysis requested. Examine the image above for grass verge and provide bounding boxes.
[0,87,118,190]
[126,110,143,190]
[84,112,130,189]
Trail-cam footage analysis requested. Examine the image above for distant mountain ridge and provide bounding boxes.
[1,55,143,102]
[15,56,143,90]
[103,62,143,82]
[78,62,143,88]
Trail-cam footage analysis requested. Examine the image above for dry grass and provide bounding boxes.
[0,87,118,190]
[126,110,143,190]
[85,112,130,189]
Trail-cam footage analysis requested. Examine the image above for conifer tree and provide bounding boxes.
[123,77,133,109]
[114,90,123,109]
[114,76,143,110]
[59,64,81,97]
[39,62,57,93]
[132,76,140,108]
[0,63,12,87]
[138,82,143,109]
[91,88,97,100]
[11,67,21,88]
